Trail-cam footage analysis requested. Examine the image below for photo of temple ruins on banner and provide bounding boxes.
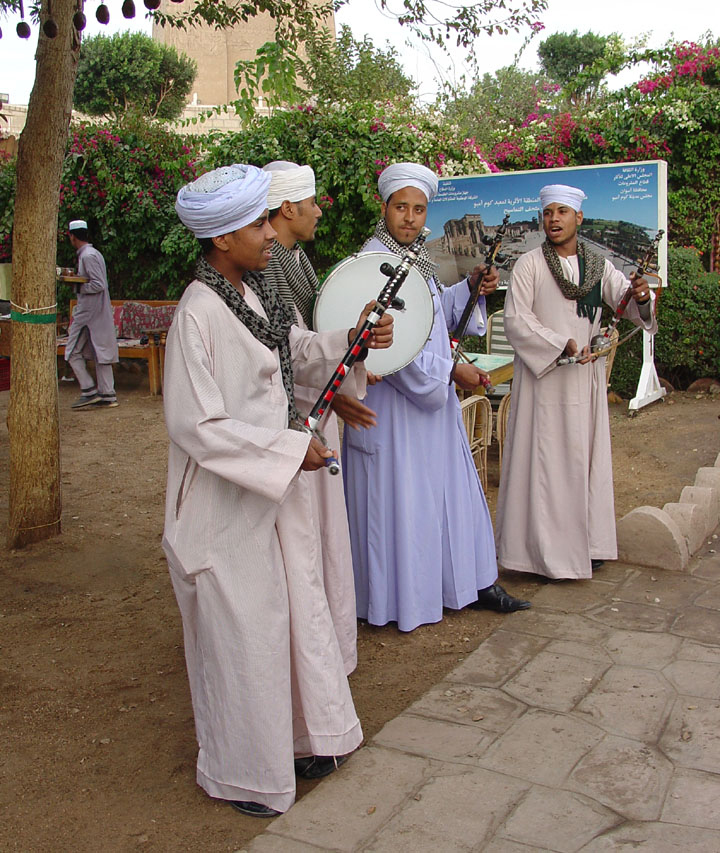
[425,160,668,289]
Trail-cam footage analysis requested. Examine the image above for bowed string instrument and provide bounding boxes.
[557,228,664,366]
[450,213,511,391]
[298,226,432,474]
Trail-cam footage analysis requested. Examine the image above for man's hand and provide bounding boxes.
[331,394,378,430]
[301,436,336,471]
[629,272,651,304]
[349,301,394,349]
[563,338,594,364]
[366,371,382,386]
[452,362,490,391]
[468,264,499,296]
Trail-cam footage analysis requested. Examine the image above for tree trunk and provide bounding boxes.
[7,1,81,548]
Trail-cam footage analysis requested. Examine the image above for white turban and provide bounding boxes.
[539,184,587,212]
[68,219,88,231]
[175,164,271,238]
[378,162,439,203]
[263,161,316,209]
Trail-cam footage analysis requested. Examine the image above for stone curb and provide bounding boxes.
[617,457,720,570]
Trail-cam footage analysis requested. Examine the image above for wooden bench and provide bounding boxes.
[57,299,177,396]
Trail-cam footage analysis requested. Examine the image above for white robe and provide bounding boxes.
[162,279,364,813]
[264,246,358,674]
[495,247,657,580]
[292,318,358,675]
[65,243,118,364]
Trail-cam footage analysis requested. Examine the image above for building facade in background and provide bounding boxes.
[152,0,335,107]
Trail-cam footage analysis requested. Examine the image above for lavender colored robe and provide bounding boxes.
[341,236,498,632]
[65,243,118,364]
[495,247,658,580]
[163,280,364,813]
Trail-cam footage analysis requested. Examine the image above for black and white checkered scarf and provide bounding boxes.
[365,218,437,283]
[195,256,300,423]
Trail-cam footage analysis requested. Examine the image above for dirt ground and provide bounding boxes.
[0,370,718,853]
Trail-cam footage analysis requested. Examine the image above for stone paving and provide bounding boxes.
[242,534,720,853]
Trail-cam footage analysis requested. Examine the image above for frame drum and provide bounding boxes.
[313,252,434,376]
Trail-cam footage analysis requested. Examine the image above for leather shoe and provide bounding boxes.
[294,753,349,780]
[469,583,531,613]
[591,559,605,570]
[230,800,281,818]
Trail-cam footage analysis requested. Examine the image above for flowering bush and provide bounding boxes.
[204,101,495,272]
[0,116,201,303]
[610,247,720,396]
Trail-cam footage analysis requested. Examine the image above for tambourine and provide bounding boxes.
[313,251,434,376]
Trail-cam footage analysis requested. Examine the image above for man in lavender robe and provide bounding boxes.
[495,184,658,580]
[262,161,378,675]
[165,164,393,817]
[342,162,531,632]
[65,219,119,408]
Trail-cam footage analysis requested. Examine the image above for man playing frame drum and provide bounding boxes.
[342,162,531,632]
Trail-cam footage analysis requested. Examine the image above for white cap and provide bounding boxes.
[263,162,316,209]
[68,219,88,231]
[539,184,587,212]
[378,163,439,203]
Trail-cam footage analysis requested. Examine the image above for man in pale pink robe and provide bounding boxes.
[164,165,392,817]
[261,161,378,675]
[495,184,658,580]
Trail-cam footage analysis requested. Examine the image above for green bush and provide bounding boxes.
[610,245,720,396]
[203,102,495,277]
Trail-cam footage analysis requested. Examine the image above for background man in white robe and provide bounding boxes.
[65,219,119,409]
[261,161,377,676]
[163,164,393,817]
[495,184,658,581]
[342,162,531,632]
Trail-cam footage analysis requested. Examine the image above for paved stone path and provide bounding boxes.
[243,534,720,852]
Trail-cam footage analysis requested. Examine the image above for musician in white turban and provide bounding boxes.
[342,162,531,632]
[163,164,393,817]
[261,160,378,676]
[495,183,657,580]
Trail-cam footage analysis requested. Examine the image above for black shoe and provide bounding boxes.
[71,392,100,409]
[294,753,349,780]
[229,800,281,818]
[469,583,532,613]
[591,559,605,570]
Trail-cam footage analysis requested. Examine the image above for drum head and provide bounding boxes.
[313,251,434,376]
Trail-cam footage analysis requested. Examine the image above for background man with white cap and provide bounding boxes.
[164,164,392,818]
[65,219,118,409]
[262,160,377,676]
[495,183,657,581]
[342,161,531,633]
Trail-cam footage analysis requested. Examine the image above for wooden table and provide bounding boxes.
[464,352,514,393]
[0,317,11,358]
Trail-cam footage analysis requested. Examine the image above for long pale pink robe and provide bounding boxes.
[162,280,364,813]
[265,248,358,674]
[495,247,657,580]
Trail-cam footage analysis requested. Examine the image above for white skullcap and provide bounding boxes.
[175,164,271,238]
[539,184,587,212]
[263,162,316,209]
[68,219,88,231]
[378,162,439,203]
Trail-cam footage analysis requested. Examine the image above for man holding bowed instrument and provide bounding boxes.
[495,184,657,582]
